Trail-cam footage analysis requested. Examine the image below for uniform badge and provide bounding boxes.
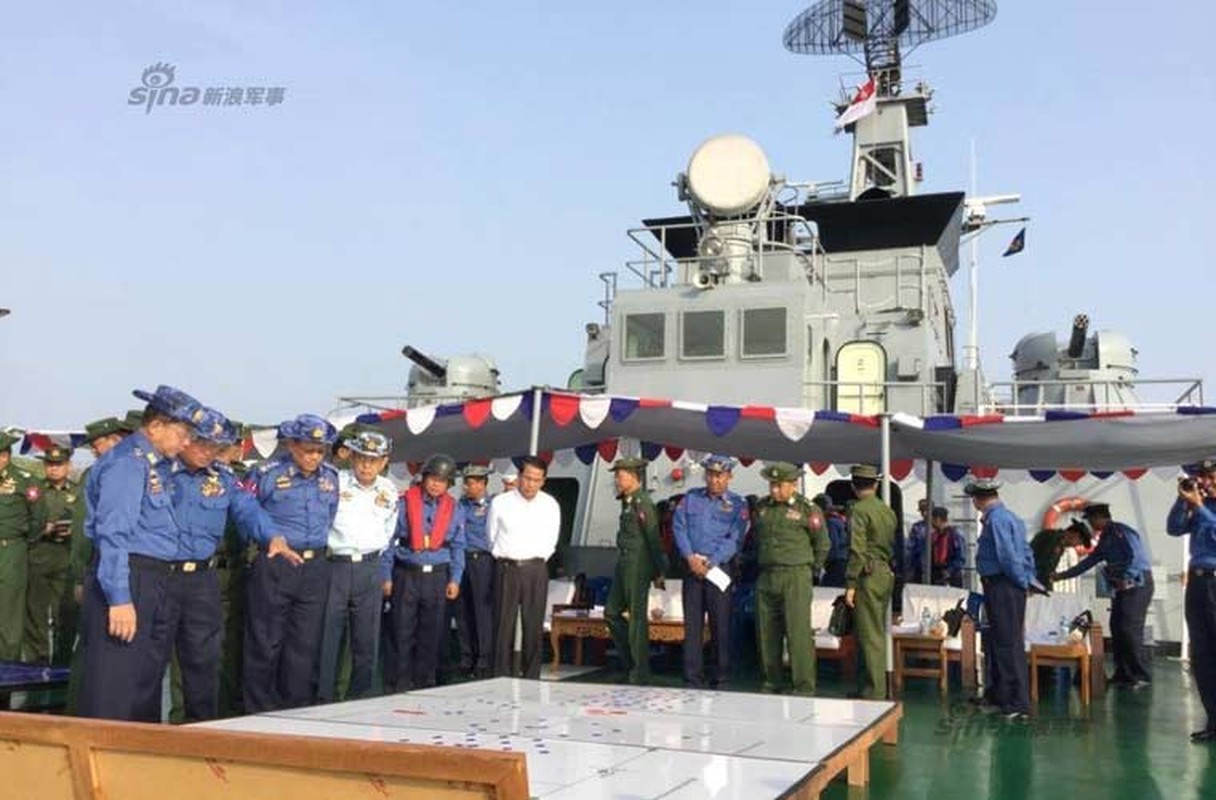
[201,477,224,498]
[375,492,392,508]
[147,473,163,495]
[785,509,802,521]
[311,427,324,440]
[318,477,336,493]
[340,491,354,501]
[66,494,77,504]
[719,500,733,513]
[25,485,41,502]
[0,478,15,495]
[275,475,293,490]
[810,513,823,528]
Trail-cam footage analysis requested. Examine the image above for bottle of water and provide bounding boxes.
[921,606,932,635]
[1058,615,1070,641]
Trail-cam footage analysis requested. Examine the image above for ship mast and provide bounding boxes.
[783,0,997,201]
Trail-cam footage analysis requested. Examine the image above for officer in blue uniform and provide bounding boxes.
[382,454,466,691]
[77,385,203,721]
[967,478,1036,721]
[1168,459,1216,742]
[814,493,850,588]
[1053,502,1153,688]
[672,455,747,688]
[456,465,494,679]
[243,414,340,712]
[167,407,269,720]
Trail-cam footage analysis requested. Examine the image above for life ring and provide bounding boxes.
[1041,496,1088,530]
[1041,496,1096,555]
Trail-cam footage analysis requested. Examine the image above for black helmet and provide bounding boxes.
[421,453,457,482]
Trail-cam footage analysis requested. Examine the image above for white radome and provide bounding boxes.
[686,134,771,216]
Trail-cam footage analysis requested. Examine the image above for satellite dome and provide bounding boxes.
[686,134,771,217]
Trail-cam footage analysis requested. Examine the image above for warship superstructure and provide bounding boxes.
[339,1,1204,644]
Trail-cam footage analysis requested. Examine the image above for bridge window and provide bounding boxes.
[680,310,725,359]
[623,313,665,360]
[741,307,787,358]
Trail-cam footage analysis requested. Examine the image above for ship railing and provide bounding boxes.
[981,378,1205,416]
[802,379,948,417]
[622,213,823,290]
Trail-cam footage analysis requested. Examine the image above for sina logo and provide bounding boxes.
[128,62,200,114]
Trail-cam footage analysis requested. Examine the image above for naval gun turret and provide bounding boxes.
[1009,315,1139,412]
[402,345,500,408]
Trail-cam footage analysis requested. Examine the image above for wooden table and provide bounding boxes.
[1029,640,1091,706]
[549,611,704,669]
[891,633,947,695]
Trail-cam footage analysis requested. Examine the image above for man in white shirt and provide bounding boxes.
[489,456,561,679]
[316,430,398,702]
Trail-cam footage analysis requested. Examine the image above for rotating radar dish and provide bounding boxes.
[685,134,771,217]
[783,0,996,56]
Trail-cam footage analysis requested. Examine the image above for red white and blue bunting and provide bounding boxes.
[15,391,1216,480]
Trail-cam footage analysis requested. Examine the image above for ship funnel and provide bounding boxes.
[1067,315,1089,358]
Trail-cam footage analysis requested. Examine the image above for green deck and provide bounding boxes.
[571,653,1215,799]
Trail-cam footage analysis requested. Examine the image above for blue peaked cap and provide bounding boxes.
[131,385,202,423]
[277,413,338,445]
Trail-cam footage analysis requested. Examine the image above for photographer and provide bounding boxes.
[1168,460,1216,743]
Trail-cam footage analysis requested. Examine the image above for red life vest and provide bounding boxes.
[404,486,454,551]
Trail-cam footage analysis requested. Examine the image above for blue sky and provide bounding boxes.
[2,1,1213,428]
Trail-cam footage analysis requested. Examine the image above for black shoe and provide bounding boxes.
[977,703,1002,715]
[1191,728,1216,742]
[1129,679,1152,690]
[1003,711,1031,722]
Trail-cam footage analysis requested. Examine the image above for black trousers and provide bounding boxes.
[390,564,449,691]
[681,570,733,687]
[493,558,548,679]
[457,551,495,673]
[78,563,171,721]
[982,575,1029,714]
[821,560,847,588]
[317,559,383,702]
[1186,571,1216,729]
[165,568,223,721]
[1111,572,1154,683]
[243,553,330,713]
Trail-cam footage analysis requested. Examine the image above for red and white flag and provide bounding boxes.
[834,76,877,130]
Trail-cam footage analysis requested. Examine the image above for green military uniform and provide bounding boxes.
[846,465,898,700]
[754,462,830,695]
[0,431,39,661]
[604,459,666,684]
[25,445,78,665]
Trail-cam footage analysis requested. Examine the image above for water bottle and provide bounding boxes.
[921,606,932,635]
[1058,615,1070,641]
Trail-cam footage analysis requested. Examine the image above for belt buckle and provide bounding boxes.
[182,561,197,573]
[302,549,315,560]
[422,564,433,574]
[351,552,363,563]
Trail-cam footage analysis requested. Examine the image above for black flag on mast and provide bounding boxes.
[1002,227,1026,257]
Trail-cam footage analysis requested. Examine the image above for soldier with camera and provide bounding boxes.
[1169,459,1216,743]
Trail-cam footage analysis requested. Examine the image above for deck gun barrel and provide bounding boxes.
[1067,315,1089,358]
[401,346,448,380]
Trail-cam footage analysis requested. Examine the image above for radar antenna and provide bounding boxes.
[783,0,996,96]
[783,1,997,200]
